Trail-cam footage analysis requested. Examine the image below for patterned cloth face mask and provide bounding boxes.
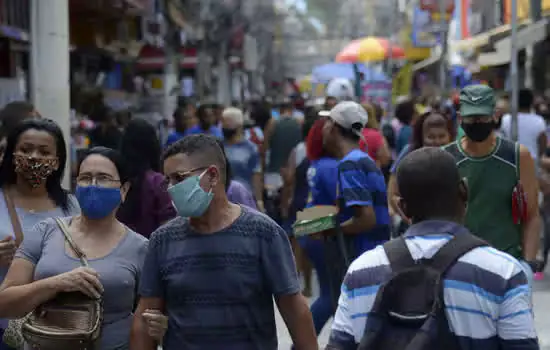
[13,154,58,188]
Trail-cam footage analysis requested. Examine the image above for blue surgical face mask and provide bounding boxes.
[75,185,122,220]
[168,169,214,218]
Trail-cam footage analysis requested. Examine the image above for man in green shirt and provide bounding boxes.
[443,84,540,275]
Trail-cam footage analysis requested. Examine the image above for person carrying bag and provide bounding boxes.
[2,207,102,349]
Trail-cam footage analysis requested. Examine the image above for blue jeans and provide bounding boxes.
[298,237,333,335]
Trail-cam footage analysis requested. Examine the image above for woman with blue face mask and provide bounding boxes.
[0,147,165,349]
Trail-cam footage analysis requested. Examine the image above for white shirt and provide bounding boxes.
[501,112,546,161]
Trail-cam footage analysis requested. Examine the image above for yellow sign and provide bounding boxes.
[392,63,413,102]
[399,24,431,60]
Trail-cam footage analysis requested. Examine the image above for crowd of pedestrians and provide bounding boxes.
[0,82,543,350]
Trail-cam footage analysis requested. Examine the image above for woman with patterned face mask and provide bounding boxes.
[0,118,80,350]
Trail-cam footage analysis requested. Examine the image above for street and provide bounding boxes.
[276,267,550,349]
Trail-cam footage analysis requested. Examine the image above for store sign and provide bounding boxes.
[419,0,455,14]
[412,7,441,48]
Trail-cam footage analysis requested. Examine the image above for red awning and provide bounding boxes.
[137,45,198,70]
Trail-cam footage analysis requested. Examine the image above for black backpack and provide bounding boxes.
[358,229,487,350]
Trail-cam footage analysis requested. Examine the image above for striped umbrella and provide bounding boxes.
[336,37,406,63]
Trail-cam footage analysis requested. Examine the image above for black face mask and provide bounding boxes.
[461,122,494,142]
[222,128,238,139]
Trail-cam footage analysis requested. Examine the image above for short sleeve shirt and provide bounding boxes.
[307,157,339,207]
[338,150,390,252]
[225,140,261,191]
[16,218,148,350]
[139,206,300,350]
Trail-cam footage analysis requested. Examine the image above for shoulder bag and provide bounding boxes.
[21,217,103,350]
[2,189,26,349]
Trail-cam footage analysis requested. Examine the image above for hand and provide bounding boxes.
[53,267,104,299]
[0,236,16,267]
[142,309,168,341]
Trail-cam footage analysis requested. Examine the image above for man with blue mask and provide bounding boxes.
[131,134,318,350]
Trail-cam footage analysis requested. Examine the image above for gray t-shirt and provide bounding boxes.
[0,189,79,328]
[139,206,300,350]
[16,217,149,350]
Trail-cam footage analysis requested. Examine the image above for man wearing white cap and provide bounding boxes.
[320,101,391,258]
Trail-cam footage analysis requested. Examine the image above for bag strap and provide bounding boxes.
[3,189,23,246]
[54,217,89,268]
[428,231,488,275]
[383,237,416,273]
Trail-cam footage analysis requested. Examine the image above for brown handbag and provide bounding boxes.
[21,217,103,350]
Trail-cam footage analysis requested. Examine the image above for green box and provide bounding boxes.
[293,214,337,237]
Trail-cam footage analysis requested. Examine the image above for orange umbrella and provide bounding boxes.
[336,37,406,63]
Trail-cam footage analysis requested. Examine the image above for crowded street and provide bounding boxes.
[0,0,549,350]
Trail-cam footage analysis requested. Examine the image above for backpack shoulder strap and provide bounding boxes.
[383,237,416,273]
[428,231,488,275]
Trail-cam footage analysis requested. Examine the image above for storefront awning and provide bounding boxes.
[451,24,514,52]
[477,18,549,67]
[412,52,441,71]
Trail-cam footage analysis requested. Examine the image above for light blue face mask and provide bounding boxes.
[168,169,214,218]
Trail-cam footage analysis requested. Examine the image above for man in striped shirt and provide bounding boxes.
[327,147,539,350]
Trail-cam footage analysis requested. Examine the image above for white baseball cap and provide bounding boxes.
[319,101,368,138]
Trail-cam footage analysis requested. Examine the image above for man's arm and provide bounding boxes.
[496,269,538,349]
[276,293,318,350]
[261,226,317,349]
[325,273,360,350]
[130,297,165,350]
[338,161,378,235]
[519,145,540,261]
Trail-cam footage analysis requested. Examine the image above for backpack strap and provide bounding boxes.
[383,237,416,273]
[428,231,488,275]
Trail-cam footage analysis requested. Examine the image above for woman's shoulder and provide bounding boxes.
[120,227,149,257]
[125,228,149,247]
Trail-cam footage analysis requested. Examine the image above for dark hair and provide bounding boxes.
[395,99,415,125]
[163,134,227,186]
[410,112,455,150]
[250,103,272,131]
[78,147,130,184]
[215,139,231,192]
[396,147,461,222]
[0,101,36,135]
[89,105,113,123]
[0,118,71,212]
[302,112,318,139]
[117,119,161,221]
[335,123,360,142]
[196,105,210,120]
[173,106,189,134]
[519,89,534,110]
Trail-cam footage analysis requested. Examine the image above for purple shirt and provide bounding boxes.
[118,170,176,237]
[227,181,257,209]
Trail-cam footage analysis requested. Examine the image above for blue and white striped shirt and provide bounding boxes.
[328,220,539,350]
